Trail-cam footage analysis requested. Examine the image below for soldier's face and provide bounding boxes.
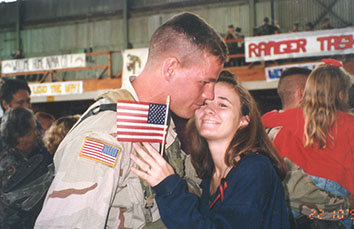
[168,54,223,119]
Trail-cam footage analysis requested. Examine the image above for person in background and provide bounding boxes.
[43,115,80,155]
[321,18,334,30]
[234,27,245,66]
[0,79,52,160]
[223,24,238,67]
[234,27,243,38]
[263,61,353,228]
[131,71,290,228]
[12,49,24,59]
[35,112,55,136]
[257,17,277,35]
[35,12,227,229]
[265,66,351,228]
[274,20,282,33]
[0,107,54,229]
[223,24,239,41]
[305,22,314,31]
[277,67,311,111]
[0,78,32,115]
[0,79,34,151]
[292,22,300,32]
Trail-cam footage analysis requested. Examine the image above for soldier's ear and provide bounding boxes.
[162,57,179,82]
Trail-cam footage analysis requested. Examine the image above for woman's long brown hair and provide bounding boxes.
[186,71,287,180]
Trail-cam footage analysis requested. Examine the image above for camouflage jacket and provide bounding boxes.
[35,79,200,229]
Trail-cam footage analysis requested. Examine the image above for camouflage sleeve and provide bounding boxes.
[283,158,351,220]
[266,126,281,142]
[34,110,136,228]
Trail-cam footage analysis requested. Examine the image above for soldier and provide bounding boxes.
[35,12,227,228]
[0,107,54,228]
[263,67,351,228]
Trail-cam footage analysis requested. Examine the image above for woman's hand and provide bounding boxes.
[130,142,175,187]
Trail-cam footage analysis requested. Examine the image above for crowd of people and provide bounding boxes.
[0,78,80,228]
[0,12,352,229]
[254,17,337,36]
[222,17,341,67]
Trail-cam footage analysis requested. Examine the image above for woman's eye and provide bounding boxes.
[218,103,227,108]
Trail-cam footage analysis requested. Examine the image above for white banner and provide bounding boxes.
[121,48,148,88]
[1,53,86,74]
[245,28,354,62]
[265,62,321,82]
[29,81,83,97]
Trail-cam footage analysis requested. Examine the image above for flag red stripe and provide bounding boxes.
[116,112,148,117]
[117,106,149,112]
[117,137,163,143]
[85,140,104,148]
[117,132,164,137]
[117,119,148,124]
[81,147,104,155]
[84,142,104,149]
[117,100,150,106]
[82,150,115,162]
[117,125,164,131]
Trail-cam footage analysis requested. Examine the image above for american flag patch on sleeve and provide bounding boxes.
[79,137,121,167]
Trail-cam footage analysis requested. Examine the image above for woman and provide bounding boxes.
[43,115,80,155]
[0,107,53,228]
[131,71,289,228]
[262,62,353,228]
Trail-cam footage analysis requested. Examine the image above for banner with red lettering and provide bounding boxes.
[245,28,354,62]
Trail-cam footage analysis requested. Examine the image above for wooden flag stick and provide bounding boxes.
[160,96,170,156]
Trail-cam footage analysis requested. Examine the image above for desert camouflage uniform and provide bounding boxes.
[35,77,200,229]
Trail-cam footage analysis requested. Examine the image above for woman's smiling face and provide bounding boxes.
[195,82,247,143]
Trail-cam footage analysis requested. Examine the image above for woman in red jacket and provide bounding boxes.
[262,61,353,228]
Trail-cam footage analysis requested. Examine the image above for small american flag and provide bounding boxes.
[80,137,121,167]
[117,100,168,142]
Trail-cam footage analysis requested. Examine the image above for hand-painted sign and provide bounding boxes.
[1,53,86,74]
[29,81,83,97]
[245,28,354,62]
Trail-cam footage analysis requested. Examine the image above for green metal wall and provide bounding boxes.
[0,0,353,81]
